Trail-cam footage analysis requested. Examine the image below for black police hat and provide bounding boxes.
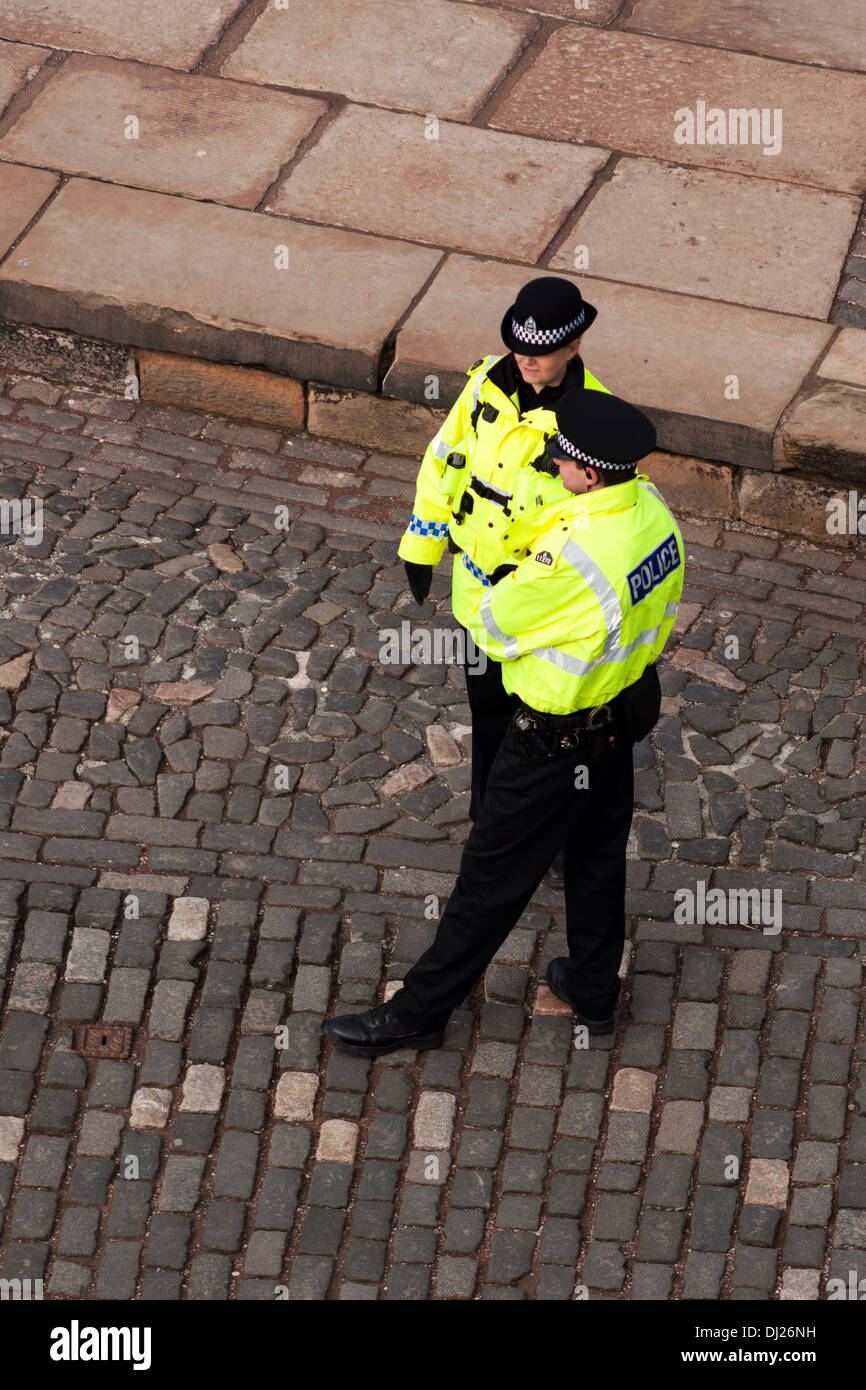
[544,390,657,472]
[500,276,597,356]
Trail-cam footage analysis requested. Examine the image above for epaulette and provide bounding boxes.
[467,357,487,375]
[530,519,573,571]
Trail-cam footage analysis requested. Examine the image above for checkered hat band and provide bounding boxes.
[511,310,584,346]
[554,433,633,471]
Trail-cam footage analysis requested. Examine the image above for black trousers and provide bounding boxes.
[461,628,518,820]
[391,705,636,1029]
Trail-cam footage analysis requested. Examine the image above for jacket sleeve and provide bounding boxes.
[463,549,601,664]
[397,374,476,567]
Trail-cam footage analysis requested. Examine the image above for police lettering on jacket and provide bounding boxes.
[464,477,686,716]
[626,534,681,604]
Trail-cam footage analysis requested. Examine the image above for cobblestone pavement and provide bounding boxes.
[0,374,864,1302]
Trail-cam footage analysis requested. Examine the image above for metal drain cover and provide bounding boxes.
[74,1024,134,1059]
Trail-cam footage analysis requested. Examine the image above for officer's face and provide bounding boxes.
[514,339,581,390]
[553,457,599,495]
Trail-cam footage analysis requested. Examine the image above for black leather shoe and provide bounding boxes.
[545,850,565,883]
[546,958,618,1034]
[325,1002,445,1057]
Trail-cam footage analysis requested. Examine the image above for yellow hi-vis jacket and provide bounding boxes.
[463,476,684,715]
[397,352,609,629]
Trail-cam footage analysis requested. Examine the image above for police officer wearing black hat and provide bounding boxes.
[327,392,685,1056]
[397,277,610,882]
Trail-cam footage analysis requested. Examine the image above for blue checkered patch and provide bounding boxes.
[462,553,492,588]
[627,533,680,606]
[408,513,449,538]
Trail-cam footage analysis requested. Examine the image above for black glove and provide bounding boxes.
[489,563,517,586]
[404,561,432,604]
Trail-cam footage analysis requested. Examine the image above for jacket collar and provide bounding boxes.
[564,477,640,523]
[485,352,587,418]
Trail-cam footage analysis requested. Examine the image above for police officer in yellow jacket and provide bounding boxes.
[398,276,609,827]
[327,392,685,1056]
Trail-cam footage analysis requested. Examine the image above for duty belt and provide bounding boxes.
[513,700,618,757]
[519,701,617,733]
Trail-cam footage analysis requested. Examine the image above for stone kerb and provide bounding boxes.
[384,256,833,471]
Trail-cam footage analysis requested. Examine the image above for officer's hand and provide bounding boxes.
[404,561,432,604]
[489,564,517,586]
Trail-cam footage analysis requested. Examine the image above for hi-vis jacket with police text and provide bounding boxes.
[463,476,684,715]
[397,353,609,628]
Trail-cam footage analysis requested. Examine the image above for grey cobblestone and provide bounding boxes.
[0,378,862,1305]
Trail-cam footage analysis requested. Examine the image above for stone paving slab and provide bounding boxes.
[478,0,619,17]
[781,385,866,482]
[223,0,535,119]
[271,105,609,261]
[550,158,860,318]
[0,163,56,256]
[385,255,832,468]
[624,0,866,74]
[817,329,866,389]
[0,56,328,209]
[0,0,245,69]
[0,36,47,106]
[0,375,863,1302]
[0,0,860,481]
[491,28,866,195]
[0,179,442,391]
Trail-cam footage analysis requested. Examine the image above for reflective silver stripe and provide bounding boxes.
[532,607,677,676]
[604,621,668,664]
[560,538,622,653]
[481,591,519,660]
[638,480,665,504]
[475,353,505,376]
[433,357,496,460]
[531,645,595,677]
[528,530,679,678]
[430,430,450,461]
